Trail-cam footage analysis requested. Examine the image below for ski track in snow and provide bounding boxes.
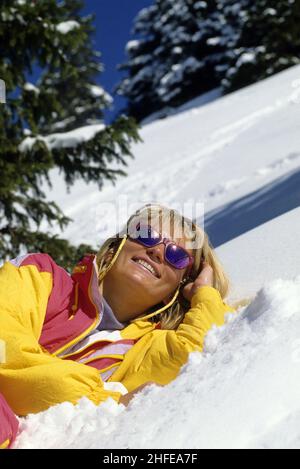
[207,152,300,201]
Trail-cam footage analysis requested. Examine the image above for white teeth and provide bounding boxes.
[134,259,157,277]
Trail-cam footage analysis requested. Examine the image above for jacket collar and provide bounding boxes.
[71,254,103,323]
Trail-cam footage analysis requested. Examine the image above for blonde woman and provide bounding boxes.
[0,203,236,448]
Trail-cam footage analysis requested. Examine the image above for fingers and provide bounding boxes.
[181,261,214,302]
[197,264,213,282]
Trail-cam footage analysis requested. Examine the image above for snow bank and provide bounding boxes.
[13,276,300,449]
[19,124,105,152]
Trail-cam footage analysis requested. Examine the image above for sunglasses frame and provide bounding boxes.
[127,222,194,273]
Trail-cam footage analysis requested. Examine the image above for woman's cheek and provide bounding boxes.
[164,271,179,291]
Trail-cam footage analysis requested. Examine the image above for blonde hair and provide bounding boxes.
[96,203,231,330]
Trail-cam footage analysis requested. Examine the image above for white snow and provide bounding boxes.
[56,20,80,35]
[207,37,221,46]
[217,206,300,303]
[88,85,111,103]
[264,8,277,16]
[14,276,300,449]
[126,40,140,53]
[158,57,204,97]
[13,64,300,448]
[23,82,40,95]
[194,1,208,10]
[88,85,105,97]
[236,51,257,67]
[18,124,105,152]
[172,46,183,54]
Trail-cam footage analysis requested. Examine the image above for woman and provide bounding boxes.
[0,203,236,448]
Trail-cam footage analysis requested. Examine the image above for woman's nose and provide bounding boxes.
[146,244,164,263]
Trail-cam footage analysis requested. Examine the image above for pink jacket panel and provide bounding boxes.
[13,253,102,355]
[0,393,19,449]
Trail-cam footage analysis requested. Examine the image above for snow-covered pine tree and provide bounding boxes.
[210,0,250,85]
[0,0,141,270]
[221,0,300,92]
[116,0,232,122]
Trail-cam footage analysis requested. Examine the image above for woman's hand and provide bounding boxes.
[182,261,214,303]
[119,381,161,407]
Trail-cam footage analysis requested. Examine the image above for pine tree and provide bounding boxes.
[117,0,300,122]
[116,0,231,122]
[0,0,142,270]
[221,0,300,92]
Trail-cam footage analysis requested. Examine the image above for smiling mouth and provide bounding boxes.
[131,258,159,278]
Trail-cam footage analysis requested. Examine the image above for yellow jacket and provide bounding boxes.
[0,253,235,418]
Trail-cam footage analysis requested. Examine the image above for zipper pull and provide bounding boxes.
[69,282,79,320]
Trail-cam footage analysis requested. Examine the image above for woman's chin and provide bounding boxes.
[124,270,159,298]
[128,271,155,286]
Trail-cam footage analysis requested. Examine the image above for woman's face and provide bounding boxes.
[102,222,193,321]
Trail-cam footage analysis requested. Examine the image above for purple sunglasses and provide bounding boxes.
[128,222,194,271]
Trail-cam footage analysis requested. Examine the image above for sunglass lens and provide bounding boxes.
[165,244,190,269]
[136,224,160,247]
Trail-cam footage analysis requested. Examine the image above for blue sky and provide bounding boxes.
[81,0,153,123]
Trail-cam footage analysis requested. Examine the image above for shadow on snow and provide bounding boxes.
[203,167,300,248]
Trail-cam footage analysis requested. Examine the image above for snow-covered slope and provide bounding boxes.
[15,64,300,449]
[218,206,300,302]
[45,63,300,297]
